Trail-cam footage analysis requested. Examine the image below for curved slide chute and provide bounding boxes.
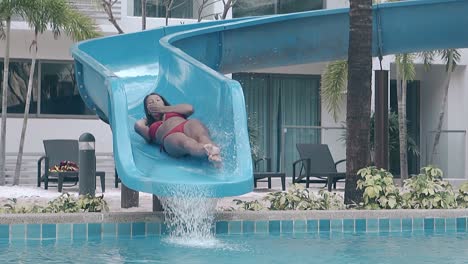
[71,0,468,197]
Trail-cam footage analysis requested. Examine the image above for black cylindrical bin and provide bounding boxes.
[79,133,96,196]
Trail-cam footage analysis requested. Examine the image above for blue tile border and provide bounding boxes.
[215,221,228,234]
[88,223,102,239]
[0,225,9,240]
[255,221,268,234]
[281,220,293,233]
[268,220,281,234]
[307,220,318,233]
[0,216,467,240]
[319,219,330,232]
[243,221,255,234]
[355,219,366,232]
[27,224,41,240]
[42,224,56,240]
[293,220,306,233]
[228,221,242,234]
[57,224,72,240]
[73,224,86,240]
[132,222,146,237]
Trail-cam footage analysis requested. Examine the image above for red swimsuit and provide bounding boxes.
[148,112,188,149]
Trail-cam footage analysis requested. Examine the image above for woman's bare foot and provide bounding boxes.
[204,144,222,166]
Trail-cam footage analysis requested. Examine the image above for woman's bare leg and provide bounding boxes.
[184,120,214,145]
[164,133,208,158]
[184,120,221,162]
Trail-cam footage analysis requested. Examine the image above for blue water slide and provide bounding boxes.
[71,0,468,198]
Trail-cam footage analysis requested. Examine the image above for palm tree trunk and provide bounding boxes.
[396,63,408,180]
[165,0,174,26]
[0,19,11,186]
[430,53,453,164]
[221,0,233,20]
[344,0,373,204]
[102,0,124,34]
[14,34,38,185]
[141,0,146,30]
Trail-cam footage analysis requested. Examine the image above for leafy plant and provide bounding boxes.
[1,198,44,214]
[0,193,109,214]
[247,112,262,161]
[456,182,468,208]
[42,193,80,213]
[78,194,109,212]
[369,111,420,157]
[266,184,311,210]
[313,190,346,210]
[233,199,264,211]
[265,184,344,210]
[357,167,402,209]
[401,166,457,209]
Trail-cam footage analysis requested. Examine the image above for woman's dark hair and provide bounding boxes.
[144,93,171,126]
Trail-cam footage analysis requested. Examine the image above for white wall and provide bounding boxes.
[325,0,349,9]
[390,61,468,179]
[0,118,113,153]
[1,29,75,61]
[3,0,468,181]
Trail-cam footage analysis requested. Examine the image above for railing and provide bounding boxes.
[280,126,346,176]
[425,130,466,179]
[4,152,115,186]
[12,0,121,22]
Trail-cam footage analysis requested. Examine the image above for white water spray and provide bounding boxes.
[160,185,219,248]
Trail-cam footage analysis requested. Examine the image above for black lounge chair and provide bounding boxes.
[292,144,345,192]
[37,139,105,192]
[253,157,286,191]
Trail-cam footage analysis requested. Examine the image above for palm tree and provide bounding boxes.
[428,49,460,164]
[0,0,24,185]
[142,0,147,30]
[344,0,373,204]
[95,0,124,34]
[394,53,415,180]
[13,0,100,185]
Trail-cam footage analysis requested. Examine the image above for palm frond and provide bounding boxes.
[418,50,436,71]
[395,53,416,81]
[321,60,348,121]
[0,20,5,40]
[63,8,101,41]
[439,49,460,72]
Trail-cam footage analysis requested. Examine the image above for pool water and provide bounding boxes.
[1,232,467,264]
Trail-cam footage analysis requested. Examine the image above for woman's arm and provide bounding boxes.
[134,119,151,142]
[150,104,194,117]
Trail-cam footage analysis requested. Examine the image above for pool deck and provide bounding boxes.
[0,209,467,225]
[1,179,467,225]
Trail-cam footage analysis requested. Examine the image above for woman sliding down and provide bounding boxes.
[134,93,222,166]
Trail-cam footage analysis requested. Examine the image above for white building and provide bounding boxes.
[1,0,467,185]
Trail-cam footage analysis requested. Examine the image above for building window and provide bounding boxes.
[134,0,194,19]
[233,0,323,18]
[40,62,94,116]
[0,61,39,114]
[234,73,321,175]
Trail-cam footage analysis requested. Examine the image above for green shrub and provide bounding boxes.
[42,193,80,213]
[357,167,402,209]
[402,166,457,209]
[0,193,109,214]
[0,198,45,214]
[77,194,109,212]
[265,184,344,210]
[266,184,311,210]
[456,182,468,208]
[232,199,264,211]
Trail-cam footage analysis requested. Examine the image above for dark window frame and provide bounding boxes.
[0,59,98,120]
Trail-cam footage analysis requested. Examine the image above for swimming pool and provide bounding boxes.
[1,231,467,263]
[0,211,467,264]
